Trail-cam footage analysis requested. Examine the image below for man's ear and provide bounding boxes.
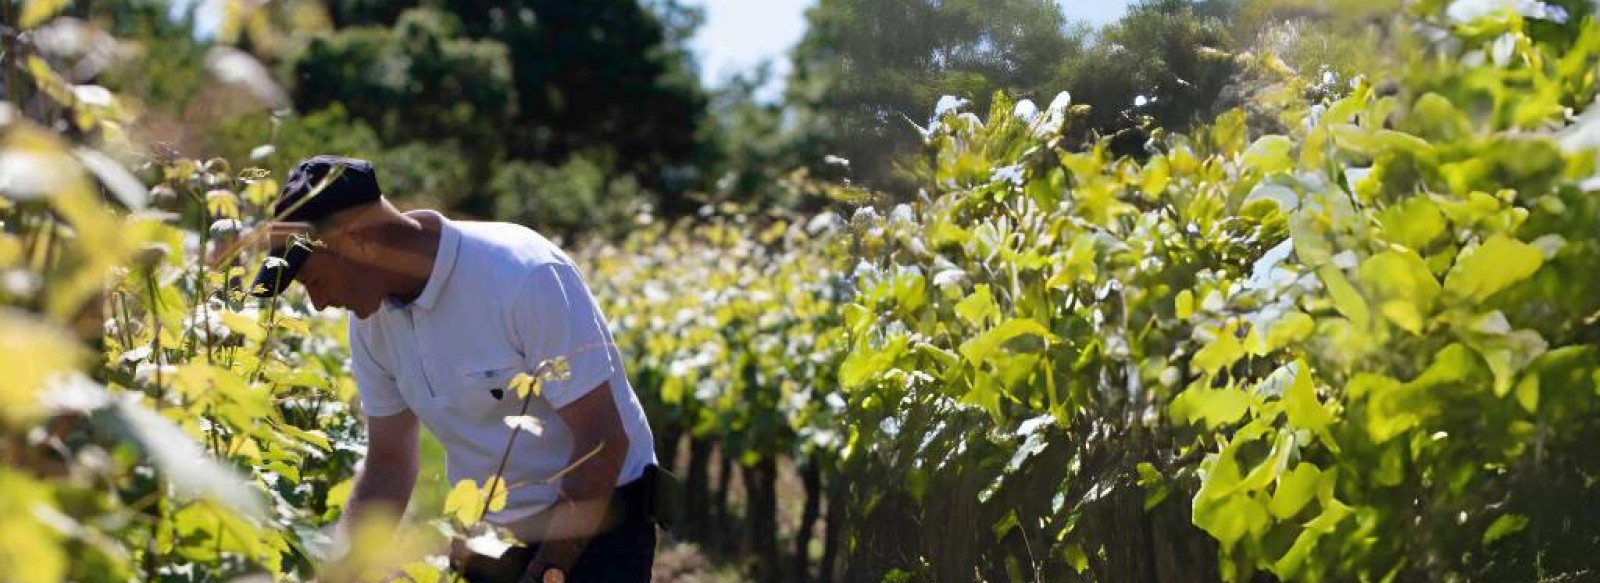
[325,224,381,260]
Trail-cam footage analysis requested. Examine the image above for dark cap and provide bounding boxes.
[250,155,383,298]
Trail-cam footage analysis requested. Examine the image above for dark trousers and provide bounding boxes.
[454,478,658,583]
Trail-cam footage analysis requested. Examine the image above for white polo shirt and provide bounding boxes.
[347,210,656,523]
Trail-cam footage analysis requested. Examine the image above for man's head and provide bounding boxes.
[250,155,400,317]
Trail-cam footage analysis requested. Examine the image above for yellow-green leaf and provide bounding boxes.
[1192,326,1245,376]
[1285,361,1333,433]
[1243,135,1295,175]
[207,190,241,219]
[1267,311,1315,351]
[1514,373,1539,413]
[955,284,999,327]
[1377,196,1447,250]
[444,480,486,524]
[958,318,1056,364]
[0,470,67,583]
[20,0,72,28]
[1171,385,1255,428]
[1444,235,1543,303]
[0,313,85,423]
[1482,513,1529,546]
[483,476,508,513]
[1359,249,1441,330]
[1269,463,1323,519]
[1063,542,1089,574]
[1176,290,1195,320]
[510,373,538,399]
[220,310,265,342]
[1318,266,1371,329]
[443,477,508,525]
[1142,154,1171,196]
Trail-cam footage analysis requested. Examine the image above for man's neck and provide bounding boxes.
[382,211,443,305]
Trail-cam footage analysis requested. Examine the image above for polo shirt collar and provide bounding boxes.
[407,210,459,311]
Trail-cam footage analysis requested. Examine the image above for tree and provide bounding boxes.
[699,62,804,209]
[284,0,709,216]
[1057,0,1239,140]
[786,0,1085,196]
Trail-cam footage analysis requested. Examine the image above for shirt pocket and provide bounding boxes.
[447,360,526,422]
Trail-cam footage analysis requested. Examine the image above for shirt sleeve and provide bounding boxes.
[511,262,621,410]
[349,319,409,417]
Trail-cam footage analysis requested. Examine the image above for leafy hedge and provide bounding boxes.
[6,1,1600,582]
[586,1,1600,581]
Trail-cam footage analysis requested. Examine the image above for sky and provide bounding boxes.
[690,0,1138,90]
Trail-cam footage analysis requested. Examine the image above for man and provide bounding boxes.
[250,155,660,583]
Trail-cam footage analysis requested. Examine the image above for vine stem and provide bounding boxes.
[446,365,552,583]
[469,360,605,555]
[476,366,551,525]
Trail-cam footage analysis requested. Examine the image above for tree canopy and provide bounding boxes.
[786,0,1084,194]
[282,0,709,217]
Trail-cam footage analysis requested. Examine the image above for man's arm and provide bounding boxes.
[340,409,421,534]
[527,382,631,575]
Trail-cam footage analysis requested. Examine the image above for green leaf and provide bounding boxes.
[992,509,1020,539]
[1063,543,1089,574]
[1136,462,1170,510]
[1354,373,1419,443]
[1266,311,1314,351]
[1463,324,1549,397]
[1305,497,1352,534]
[1358,249,1441,334]
[510,373,538,399]
[962,370,1006,417]
[891,268,926,314]
[1176,290,1195,320]
[444,480,483,524]
[1514,373,1539,413]
[1212,109,1248,154]
[1243,135,1295,175]
[1196,490,1272,549]
[1171,385,1255,428]
[840,334,909,389]
[324,478,355,521]
[958,318,1056,365]
[262,460,302,484]
[1046,236,1099,289]
[1269,463,1323,519]
[276,424,332,452]
[1285,361,1333,434]
[0,471,67,583]
[1377,196,1448,251]
[842,303,874,336]
[1318,266,1371,329]
[1482,513,1530,546]
[219,310,265,342]
[20,0,73,28]
[1444,235,1543,303]
[242,177,280,207]
[1271,523,1322,580]
[1410,92,1469,140]
[1193,326,1246,376]
[954,284,999,327]
[443,477,508,526]
[1143,154,1172,196]
[1239,431,1293,492]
